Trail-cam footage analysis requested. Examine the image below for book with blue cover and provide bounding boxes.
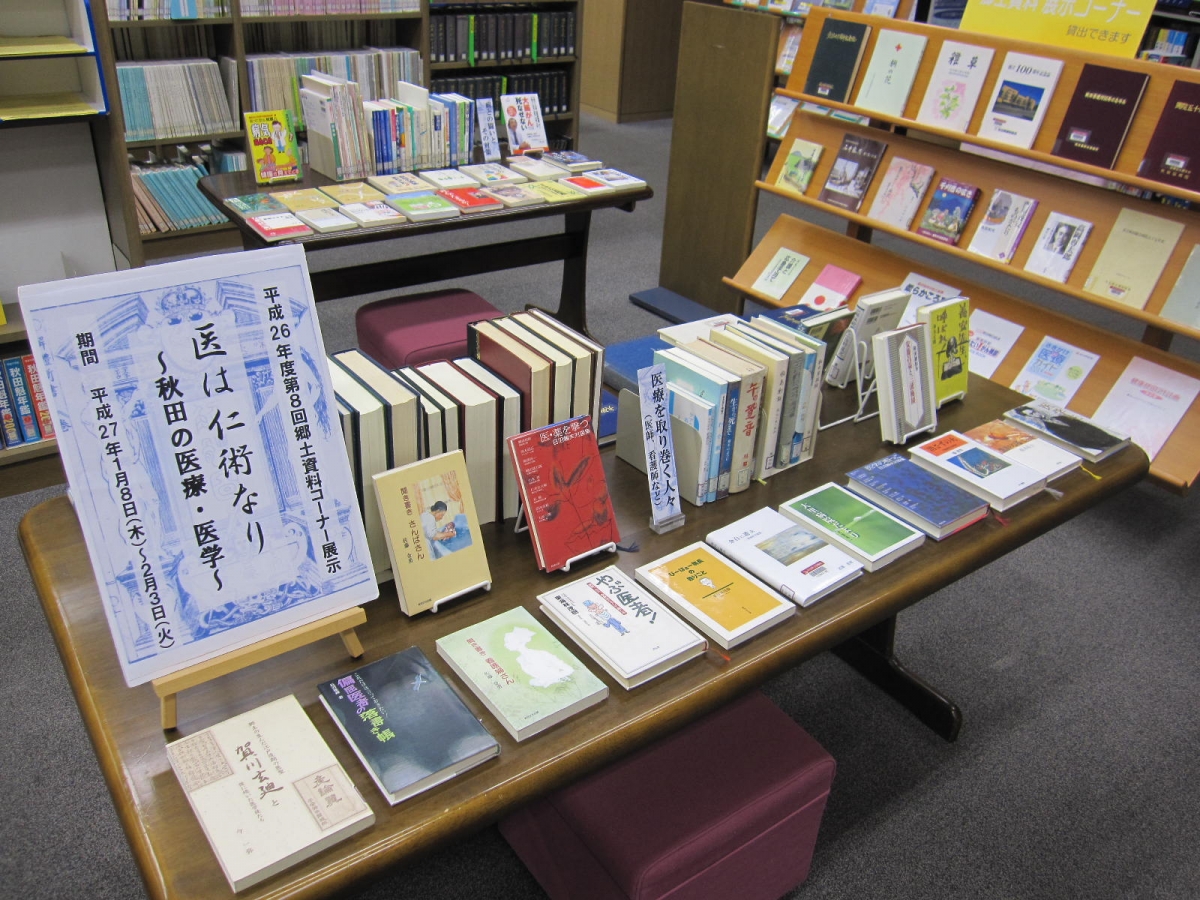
[844,452,989,540]
[2,357,40,443]
[602,333,669,395]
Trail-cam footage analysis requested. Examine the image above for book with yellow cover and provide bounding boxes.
[271,188,339,212]
[634,542,794,649]
[244,109,302,184]
[1082,208,1184,311]
[373,450,492,616]
[526,180,583,204]
[318,182,387,205]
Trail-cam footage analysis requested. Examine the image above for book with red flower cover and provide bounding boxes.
[20,354,55,440]
[1050,64,1148,170]
[1138,80,1200,191]
[508,416,619,572]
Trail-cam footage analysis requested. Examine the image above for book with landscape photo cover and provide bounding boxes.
[916,177,980,246]
[909,430,1047,510]
[779,482,925,572]
[1051,64,1148,170]
[435,605,608,741]
[318,646,499,805]
[845,453,989,540]
[165,695,374,893]
[977,52,1063,150]
[776,137,824,195]
[818,134,888,213]
[802,18,871,104]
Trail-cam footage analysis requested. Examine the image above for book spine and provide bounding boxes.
[0,372,20,447]
[3,357,41,443]
[716,382,738,499]
[21,355,55,441]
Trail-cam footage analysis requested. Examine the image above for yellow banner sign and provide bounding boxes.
[960,0,1155,59]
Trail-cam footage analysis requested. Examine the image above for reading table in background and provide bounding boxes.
[20,376,1146,900]
[197,171,654,337]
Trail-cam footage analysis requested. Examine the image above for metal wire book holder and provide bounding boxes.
[514,502,618,573]
[819,324,879,430]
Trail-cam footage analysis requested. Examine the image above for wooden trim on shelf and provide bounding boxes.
[239,12,423,22]
[140,221,237,242]
[125,130,244,149]
[0,438,59,468]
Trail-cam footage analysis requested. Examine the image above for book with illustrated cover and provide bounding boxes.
[866,157,935,230]
[634,542,795,650]
[872,323,938,444]
[560,175,615,197]
[845,453,989,540]
[802,18,871,104]
[246,211,314,241]
[917,295,970,406]
[541,150,603,173]
[775,137,824,196]
[1009,335,1098,407]
[318,182,387,205]
[318,646,499,805]
[340,201,406,227]
[898,272,961,327]
[224,192,287,218]
[1082,208,1184,310]
[909,431,1046,511]
[779,482,925,572]
[1051,64,1148,170]
[296,207,357,233]
[795,262,861,311]
[501,93,550,154]
[916,177,980,246]
[506,156,568,181]
[967,189,1037,263]
[1159,245,1200,329]
[165,695,374,893]
[853,29,927,118]
[386,191,460,221]
[525,180,585,203]
[977,52,1063,150]
[437,187,504,213]
[706,508,863,607]
[818,134,888,213]
[244,109,302,184]
[2,358,39,443]
[1022,212,1091,283]
[537,566,707,690]
[367,173,429,196]
[963,418,1082,481]
[915,41,995,134]
[19,355,54,441]
[0,367,20,447]
[1003,400,1130,462]
[1139,80,1200,191]
[373,449,491,616]
[435,605,608,741]
[459,163,527,185]
[509,416,619,572]
[586,168,647,192]
[481,183,544,208]
[419,168,481,190]
[271,188,338,212]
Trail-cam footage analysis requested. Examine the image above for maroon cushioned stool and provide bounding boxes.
[355,288,504,368]
[499,691,835,900]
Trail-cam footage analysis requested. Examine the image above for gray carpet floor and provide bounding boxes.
[2,113,1197,900]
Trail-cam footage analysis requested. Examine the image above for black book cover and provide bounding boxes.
[802,18,871,104]
[1140,80,1200,190]
[1052,64,1148,170]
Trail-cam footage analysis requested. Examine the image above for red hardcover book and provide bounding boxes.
[1139,80,1200,191]
[245,211,313,241]
[20,355,55,440]
[468,320,552,431]
[436,188,504,213]
[508,416,619,572]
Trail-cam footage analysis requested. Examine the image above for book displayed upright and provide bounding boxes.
[845,453,990,540]
[818,133,888,213]
[1050,64,1148,170]
[853,29,927,118]
[373,450,491,616]
[824,288,910,388]
[977,52,1063,150]
[1139,80,1200,191]
[1082,208,1184,311]
[537,566,707,690]
[915,41,995,134]
[1090,357,1200,460]
[872,323,938,444]
[318,646,499,805]
[634,542,795,650]
[916,177,980,246]
[866,157,935,230]
[796,263,862,311]
[1159,245,1200,329]
[244,109,302,184]
[435,605,608,741]
[780,482,925,572]
[1023,212,1092,283]
[966,189,1037,264]
[802,18,871,104]
[917,295,970,407]
[501,93,550,154]
[165,695,374,893]
[909,431,1047,511]
[468,319,551,431]
[776,137,824,196]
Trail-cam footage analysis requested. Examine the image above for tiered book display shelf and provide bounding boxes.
[727,8,1200,492]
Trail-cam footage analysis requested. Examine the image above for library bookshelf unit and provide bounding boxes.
[0,303,62,491]
[734,8,1200,492]
[0,0,108,125]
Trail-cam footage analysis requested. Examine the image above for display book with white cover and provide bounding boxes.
[1003,400,1130,462]
[845,453,989,540]
[962,418,1082,481]
[872,323,937,444]
[634,541,795,650]
[967,189,1038,264]
[915,40,995,134]
[977,51,1063,150]
[779,482,925,572]
[317,646,499,805]
[435,605,608,741]
[853,29,927,118]
[908,430,1047,510]
[165,695,374,893]
[373,449,491,616]
[537,565,707,690]
[17,245,377,687]
[706,507,863,607]
[825,288,910,388]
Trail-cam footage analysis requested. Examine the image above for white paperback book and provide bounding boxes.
[898,272,961,327]
[165,695,374,893]
[873,323,938,444]
[967,189,1038,263]
[825,288,910,388]
[909,430,1047,511]
[706,507,863,607]
[963,419,1082,481]
[1023,212,1092,284]
[1009,335,1099,407]
[915,40,995,133]
[968,308,1025,378]
[977,52,1064,150]
[538,565,707,689]
[853,29,928,117]
[1092,357,1200,460]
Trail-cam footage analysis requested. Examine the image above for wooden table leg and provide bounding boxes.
[833,616,963,742]
[527,210,593,337]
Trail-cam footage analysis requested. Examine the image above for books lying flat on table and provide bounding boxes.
[845,453,989,540]
[482,183,544,208]
[1003,400,1131,462]
[909,431,1047,511]
[436,605,609,741]
[246,211,313,240]
[373,449,491,616]
[964,418,1082,481]
[386,191,460,221]
[318,647,499,805]
[459,163,526,185]
[272,188,338,211]
[634,542,795,650]
[419,168,481,190]
[542,149,603,173]
[340,201,405,227]
[780,482,925,572]
[165,695,374,893]
[538,566,707,690]
[587,168,647,192]
[296,207,357,233]
[707,508,863,607]
[225,192,287,217]
[367,172,429,195]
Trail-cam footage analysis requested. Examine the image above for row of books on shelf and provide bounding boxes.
[431,69,572,116]
[430,9,576,64]
[0,355,54,450]
[775,127,1200,320]
[131,160,229,233]
[111,19,226,60]
[111,0,420,16]
[117,59,238,142]
[804,17,1200,190]
[733,0,902,16]
[106,0,229,18]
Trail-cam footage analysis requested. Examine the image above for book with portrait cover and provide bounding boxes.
[1082,208,1184,310]
[963,418,1082,481]
[966,189,1038,263]
[818,133,888,213]
[244,109,303,184]
[318,646,499,805]
[909,430,1046,511]
[634,542,795,650]
[779,482,925,572]
[915,41,995,133]
[373,449,491,616]
[802,18,871,104]
[435,605,608,741]
[1138,80,1200,191]
[916,177,980,246]
[845,453,989,540]
[866,157,935,230]
[1050,64,1148,170]
[165,695,374,893]
[776,137,824,196]
[977,52,1063,150]
[1023,212,1092,283]
[508,416,619,572]
[853,29,928,117]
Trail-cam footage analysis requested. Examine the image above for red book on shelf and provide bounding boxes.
[508,416,619,572]
[245,211,313,241]
[1139,80,1200,192]
[20,355,55,441]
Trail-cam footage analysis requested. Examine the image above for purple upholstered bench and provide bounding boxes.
[499,691,836,900]
[355,288,504,368]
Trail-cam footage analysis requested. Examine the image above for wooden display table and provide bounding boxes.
[21,376,1145,900]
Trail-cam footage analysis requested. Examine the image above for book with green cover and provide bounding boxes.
[779,482,925,572]
[435,606,608,741]
[776,138,823,195]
